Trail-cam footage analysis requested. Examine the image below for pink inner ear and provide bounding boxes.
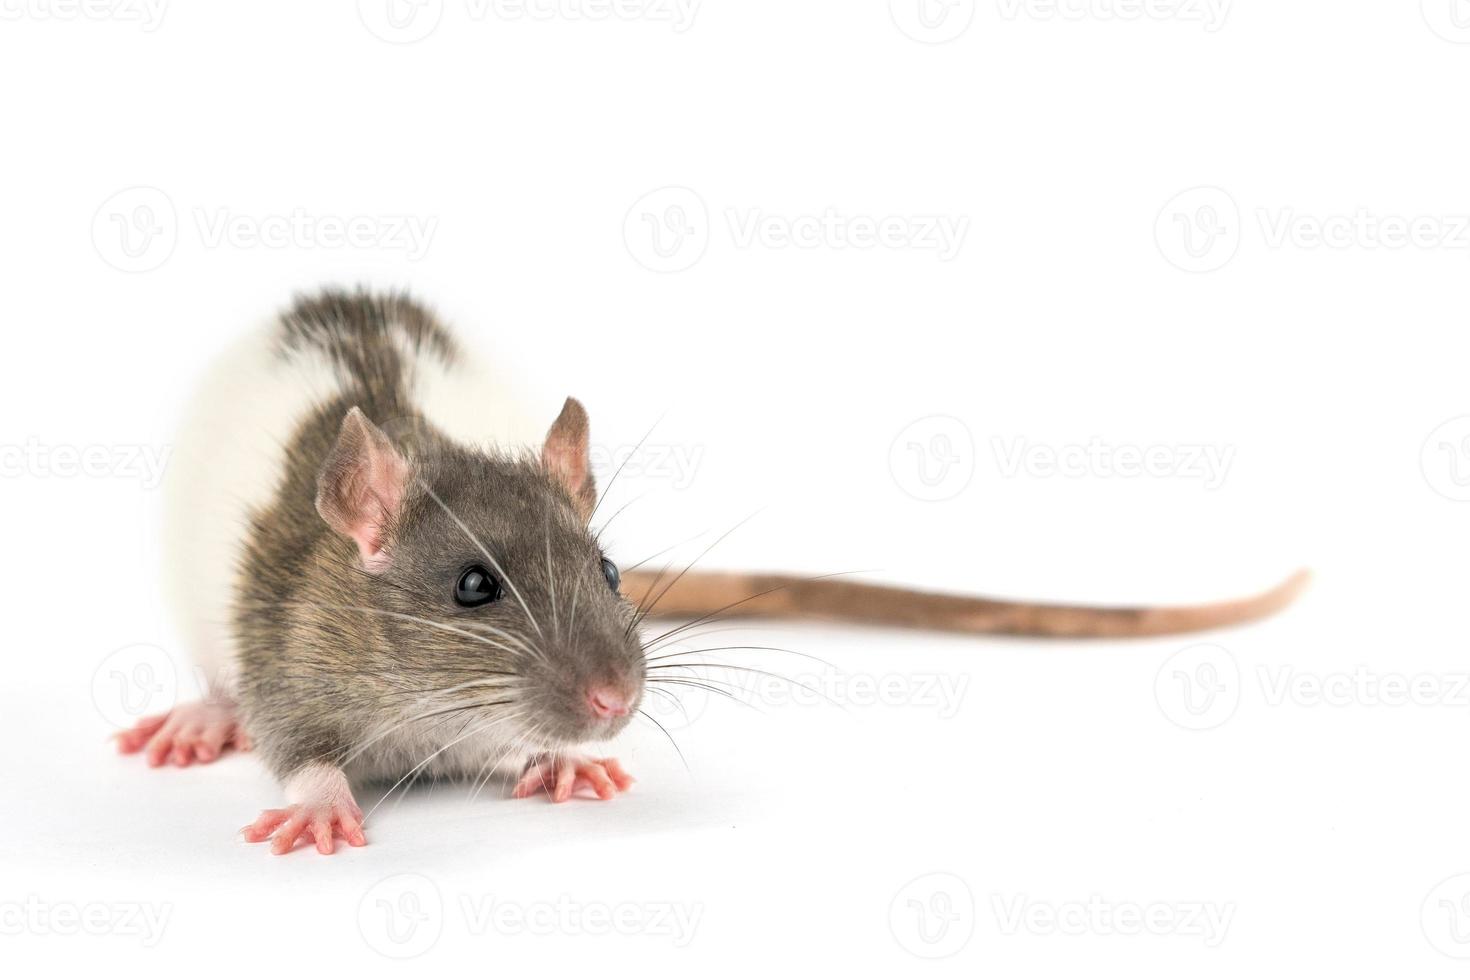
[540,397,596,519]
[345,456,406,571]
[543,440,589,494]
[317,408,410,574]
[347,515,392,572]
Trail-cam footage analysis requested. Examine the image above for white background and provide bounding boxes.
[2,0,1470,975]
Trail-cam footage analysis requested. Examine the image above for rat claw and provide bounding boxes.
[577,762,616,800]
[511,767,545,799]
[144,741,168,767]
[602,758,635,791]
[241,809,289,842]
[270,812,310,855]
[514,755,635,803]
[114,712,169,753]
[552,759,576,802]
[339,810,367,847]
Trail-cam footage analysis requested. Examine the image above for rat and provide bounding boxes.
[113,288,1308,855]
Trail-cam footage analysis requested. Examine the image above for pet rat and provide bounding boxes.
[113,288,1307,855]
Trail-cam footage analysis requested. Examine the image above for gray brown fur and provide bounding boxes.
[232,289,645,783]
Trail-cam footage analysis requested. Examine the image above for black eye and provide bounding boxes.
[600,557,620,593]
[454,565,502,607]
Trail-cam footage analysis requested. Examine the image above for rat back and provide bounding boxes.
[159,294,543,695]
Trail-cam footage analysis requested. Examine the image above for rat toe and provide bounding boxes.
[577,764,616,800]
[601,758,635,791]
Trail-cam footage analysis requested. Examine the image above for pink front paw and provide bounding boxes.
[241,801,367,855]
[242,764,365,855]
[114,698,251,767]
[513,755,635,803]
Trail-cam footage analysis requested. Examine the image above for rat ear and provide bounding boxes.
[315,407,410,573]
[541,396,596,521]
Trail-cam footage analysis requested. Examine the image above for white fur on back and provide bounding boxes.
[397,329,544,453]
[162,318,542,696]
[162,326,341,693]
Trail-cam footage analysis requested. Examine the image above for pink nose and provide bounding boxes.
[587,686,630,719]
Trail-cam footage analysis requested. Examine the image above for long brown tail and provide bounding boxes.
[621,569,1311,639]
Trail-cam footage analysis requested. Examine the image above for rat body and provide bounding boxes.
[116,288,1307,855]
[121,291,643,853]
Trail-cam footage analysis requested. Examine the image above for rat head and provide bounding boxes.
[313,398,645,752]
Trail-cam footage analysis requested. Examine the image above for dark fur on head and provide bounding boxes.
[233,290,645,783]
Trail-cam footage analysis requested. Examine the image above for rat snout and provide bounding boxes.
[553,637,645,738]
[586,685,631,719]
